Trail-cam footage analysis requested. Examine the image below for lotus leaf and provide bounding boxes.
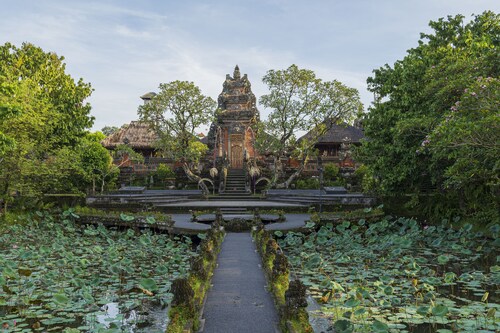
[344,298,361,308]
[371,320,389,332]
[53,293,70,305]
[333,319,354,333]
[139,278,158,292]
[432,304,448,316]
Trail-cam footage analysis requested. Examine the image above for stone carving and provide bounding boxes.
[207,65,260,168]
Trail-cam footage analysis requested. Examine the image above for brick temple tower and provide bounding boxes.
[207,65,260,169]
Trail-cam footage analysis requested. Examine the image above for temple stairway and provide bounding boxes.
[217,169,253,202]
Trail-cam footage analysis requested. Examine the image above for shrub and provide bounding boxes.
[323,163,340,181]
[155,164,175,182]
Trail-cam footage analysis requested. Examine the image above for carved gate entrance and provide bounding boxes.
[230,134,243,168]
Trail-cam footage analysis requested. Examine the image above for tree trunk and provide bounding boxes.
[101,177,106,194]
[276,156,309,189]
[267,156,281,189]
[182,163,209,195]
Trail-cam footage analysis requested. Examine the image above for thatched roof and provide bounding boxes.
[101,121,159,149]
[299,121,365,144]
[140,92,157,100]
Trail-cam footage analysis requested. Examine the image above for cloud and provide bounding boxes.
[1,0,498,132]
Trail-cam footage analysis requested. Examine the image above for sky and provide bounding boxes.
[1,0,498,132]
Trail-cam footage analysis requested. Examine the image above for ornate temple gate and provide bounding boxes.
[207,65,260,171]
[230,134,243,168]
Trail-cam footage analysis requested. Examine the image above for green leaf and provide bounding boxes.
[305,221,316,229]
[432,304,448,317]
[371,320,389,332]
[437,255,450,264]
[53,293,70,305]
[344,298,360,308]
[333,319,354,333]
[139,278,158,292]
[120,213,135,222]
[417,306,430,316]
[383,286,394,295]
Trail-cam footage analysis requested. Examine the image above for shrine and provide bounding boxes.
[206,65,259,169]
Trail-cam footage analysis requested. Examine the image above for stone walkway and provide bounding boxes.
[170,214,310,233]
[201,233,280,333]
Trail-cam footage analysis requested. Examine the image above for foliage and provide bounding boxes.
[323,163,340,181]
[279,216,500,332]
[0,42,94,210]
[77,132,114,193]
[356,11,499,221]
[138,81,215,163]
[138,81,216,194]
[296,178,320,189]
[425,77,499,210]
[257,64,363,188]
[0,211,196,332]
[154,163,175,182]
[100,126,119,137]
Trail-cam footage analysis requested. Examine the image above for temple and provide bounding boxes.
[102,65,365,188]
[206,65,259,169]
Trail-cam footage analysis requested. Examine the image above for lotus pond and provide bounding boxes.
[276,216,500,332]
[0,211,197,332]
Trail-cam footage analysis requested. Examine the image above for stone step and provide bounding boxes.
[226,182,246,186]
[214,197,253,200]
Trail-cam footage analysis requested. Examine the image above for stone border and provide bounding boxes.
[166,222,225,333]
[78,214,174,230]
[252,222,313,333]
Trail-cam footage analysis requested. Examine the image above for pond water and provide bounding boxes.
[278,216,500,332]
[0,212,197,332]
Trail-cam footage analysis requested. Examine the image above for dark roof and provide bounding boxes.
[101,121,159,149]
[299,121,365,144]
[140,92,157,100]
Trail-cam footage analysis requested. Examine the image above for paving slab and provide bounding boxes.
[201,233,280,333]
[171,214,311,233]
[266,214,310,231]
[157,200,305,208]
[171,214,210,232]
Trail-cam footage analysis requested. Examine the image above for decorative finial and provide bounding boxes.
[233,65,241,79]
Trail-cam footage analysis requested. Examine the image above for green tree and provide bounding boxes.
[78,132,114,194]
[0,42,94,211]
[424,77,499,218]
[356,11,499,220]
[101,126,119,136]
[257,64,362,188]
[138,81,216,194]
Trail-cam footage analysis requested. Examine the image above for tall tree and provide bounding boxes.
[0,42,94,211]
[138,81,216,194]
[257,64,363,188]
[356,11,499,221]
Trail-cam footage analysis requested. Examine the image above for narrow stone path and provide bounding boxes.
[201,233,280,333]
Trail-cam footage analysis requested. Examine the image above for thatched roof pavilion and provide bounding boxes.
[299,121,364,144]
[101,121,159,150]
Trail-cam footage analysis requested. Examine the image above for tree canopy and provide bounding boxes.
[137,80,216,193]
[356,11,499,221]
[0,42,95,210]
[257,64,363,188]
